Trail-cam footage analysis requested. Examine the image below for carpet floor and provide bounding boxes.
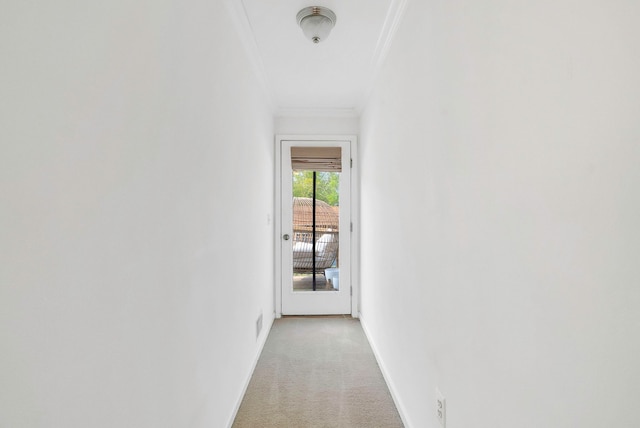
[232,316,404,428]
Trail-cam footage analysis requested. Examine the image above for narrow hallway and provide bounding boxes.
[233,317,403,427]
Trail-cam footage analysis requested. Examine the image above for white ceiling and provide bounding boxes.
[227,0,406,115]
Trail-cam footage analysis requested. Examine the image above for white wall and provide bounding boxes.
[275,114,359,136]
[359,0,640,427]
[0,1,274,427]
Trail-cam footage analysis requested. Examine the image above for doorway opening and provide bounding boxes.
[276,136,358,316]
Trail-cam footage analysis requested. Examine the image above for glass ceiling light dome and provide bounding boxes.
[296,6,337,44]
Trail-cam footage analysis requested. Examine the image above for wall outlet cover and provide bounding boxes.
[436,388,446,427]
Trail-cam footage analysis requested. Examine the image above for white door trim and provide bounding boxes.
[274,134,359,318]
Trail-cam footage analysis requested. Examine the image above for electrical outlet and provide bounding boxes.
[436,388,446,427]
[256,313,263,339]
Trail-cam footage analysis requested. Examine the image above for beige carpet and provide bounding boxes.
[232,316,404,428]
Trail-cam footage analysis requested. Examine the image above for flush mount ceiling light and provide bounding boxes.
[296,6,337,44]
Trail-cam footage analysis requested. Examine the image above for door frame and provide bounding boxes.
[275,134,359,318]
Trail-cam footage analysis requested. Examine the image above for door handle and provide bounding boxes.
[283,234,290,241]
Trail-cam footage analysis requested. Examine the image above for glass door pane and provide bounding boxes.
[291,171,340,292]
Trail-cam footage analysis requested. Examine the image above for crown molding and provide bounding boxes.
[223,0,276,112]
[275,107,360,118]
[356,0,409,114]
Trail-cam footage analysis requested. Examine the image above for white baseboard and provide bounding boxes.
[359,313,411,428]
[226,314,275,428]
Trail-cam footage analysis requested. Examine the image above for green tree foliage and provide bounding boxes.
[292,171,340,206]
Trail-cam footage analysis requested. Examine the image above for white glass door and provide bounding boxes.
[280,140,351,315]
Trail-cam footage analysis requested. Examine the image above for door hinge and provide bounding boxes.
[350,222,353,232]
[350,286,352,296]
[350,158,353,168]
